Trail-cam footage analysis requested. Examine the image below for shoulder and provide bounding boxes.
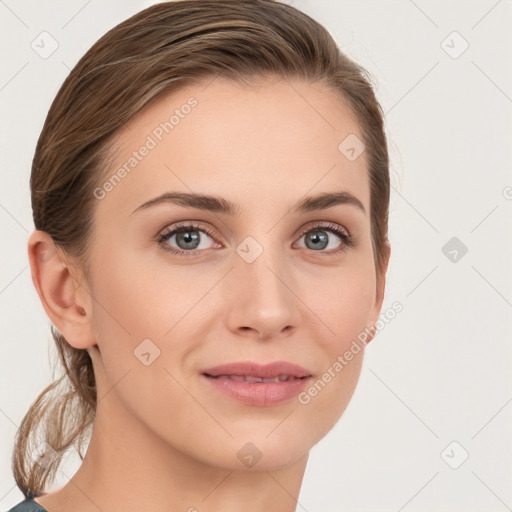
[5,498,48,512]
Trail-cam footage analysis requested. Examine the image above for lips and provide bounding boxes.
[201,361,312,380]
[201,361,312,406]
[212,374,302,383]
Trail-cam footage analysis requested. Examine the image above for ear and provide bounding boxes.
[366,240,391,344]
[28,229,96,350]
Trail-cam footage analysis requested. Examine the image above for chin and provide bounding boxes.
[183,427,317,472]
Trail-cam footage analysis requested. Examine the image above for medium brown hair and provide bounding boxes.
[13,0,390,497]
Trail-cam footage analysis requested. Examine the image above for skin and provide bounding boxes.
[28,76,390,512]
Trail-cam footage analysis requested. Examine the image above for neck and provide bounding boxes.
[36,385,310,512]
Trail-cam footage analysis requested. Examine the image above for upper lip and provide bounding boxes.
[202,361,312,379]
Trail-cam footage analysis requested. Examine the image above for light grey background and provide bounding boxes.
[1,1,511,510]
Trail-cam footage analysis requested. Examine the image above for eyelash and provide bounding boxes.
[156,221,355,257]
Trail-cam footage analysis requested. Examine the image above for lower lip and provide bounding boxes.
[202,374,311,406]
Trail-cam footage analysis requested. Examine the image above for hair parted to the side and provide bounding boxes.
[13,0,390,497]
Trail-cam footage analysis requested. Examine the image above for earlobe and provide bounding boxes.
[28,229,96,350]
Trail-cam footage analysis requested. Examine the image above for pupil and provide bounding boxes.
[177,230,200,250]
[306,230,328,250]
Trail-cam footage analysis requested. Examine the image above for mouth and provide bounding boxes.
[200,361,312,406]
[204,374,309,383]
[201,360,312,379]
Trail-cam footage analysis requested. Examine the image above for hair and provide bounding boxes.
[13,0,390,497]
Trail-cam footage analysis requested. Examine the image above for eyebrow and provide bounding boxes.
[131,190,366,216]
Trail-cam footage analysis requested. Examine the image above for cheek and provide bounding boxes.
[90,247,193,340]
[293,259,375,417]
[298,351,364,442]
[88,256,199,431]
[305,259,377,348]
[88,246,212,394]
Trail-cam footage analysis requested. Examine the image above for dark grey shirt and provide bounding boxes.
[6,498,47,512]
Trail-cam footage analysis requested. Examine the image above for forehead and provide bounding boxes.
[96,77,370,218]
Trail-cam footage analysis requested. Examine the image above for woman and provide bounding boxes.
[9,0,391,510]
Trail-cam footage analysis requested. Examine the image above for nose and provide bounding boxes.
[225,244,300,341]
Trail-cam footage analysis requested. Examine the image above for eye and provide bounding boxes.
[295,221,355,254]
[156,221,355,257]
[157,223,220,256]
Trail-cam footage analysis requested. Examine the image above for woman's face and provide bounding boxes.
[83,76,387,470]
